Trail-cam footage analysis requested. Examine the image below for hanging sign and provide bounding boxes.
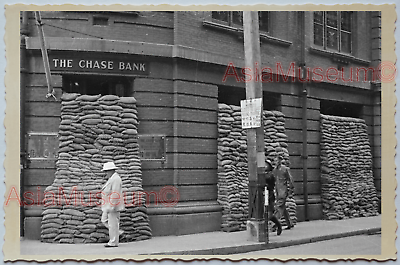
[241,98,262,129]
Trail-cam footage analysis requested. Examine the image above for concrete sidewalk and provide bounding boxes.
[20,215,381,256]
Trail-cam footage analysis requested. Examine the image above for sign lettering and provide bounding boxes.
[241,98,262,129]
[49,53,148,76]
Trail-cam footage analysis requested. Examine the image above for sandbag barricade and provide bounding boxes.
[41,93,152,243]
[320,114,379,220]
[217,104,297,232]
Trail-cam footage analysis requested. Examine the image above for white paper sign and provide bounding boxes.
[241,98,262,129]
[264,187,268,206]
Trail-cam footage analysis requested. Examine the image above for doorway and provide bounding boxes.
[62,74,133,96]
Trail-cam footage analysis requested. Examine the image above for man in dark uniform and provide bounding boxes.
[264,160,282,236]
[273,155,294,230]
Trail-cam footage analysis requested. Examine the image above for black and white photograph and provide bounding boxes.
[2,4,396,261]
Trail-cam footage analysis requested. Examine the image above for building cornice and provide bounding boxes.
[25,37,246,68]
[25,37,373,90]
[25,37,174,57]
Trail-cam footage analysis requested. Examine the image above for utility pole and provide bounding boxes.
[242,11,266,243]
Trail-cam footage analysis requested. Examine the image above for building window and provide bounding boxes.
[314,11,352,53]
[211,11,269,32]
[212,11,243,26]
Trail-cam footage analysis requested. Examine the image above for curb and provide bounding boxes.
[146,227,381,255]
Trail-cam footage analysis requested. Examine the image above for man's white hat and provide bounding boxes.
[102,161,118,171]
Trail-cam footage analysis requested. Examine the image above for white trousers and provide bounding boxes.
[101,210,120,246]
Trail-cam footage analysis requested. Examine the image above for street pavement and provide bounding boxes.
[235,233,381,256]
[20,215,381,257]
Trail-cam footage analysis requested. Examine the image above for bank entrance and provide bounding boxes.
[22,70,140,241]
[62,74,133,96]
[319,100,379,220]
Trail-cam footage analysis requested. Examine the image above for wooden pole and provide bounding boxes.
[243,11,266,243]
[299,11,309,221]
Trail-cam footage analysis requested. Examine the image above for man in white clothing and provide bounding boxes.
[101,161,125,247]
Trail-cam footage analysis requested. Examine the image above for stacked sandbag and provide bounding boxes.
[218,104,249,232]
[217,104,296,232]
[320,114,379,220]
[41,93,152,243]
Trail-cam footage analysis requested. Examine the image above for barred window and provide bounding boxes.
[314,11,352,53]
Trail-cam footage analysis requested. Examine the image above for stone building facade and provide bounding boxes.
[20,11,381,239]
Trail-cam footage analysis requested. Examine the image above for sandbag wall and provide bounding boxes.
[320,114,379,220]
[41,93,152,243]
[217,103,296,232]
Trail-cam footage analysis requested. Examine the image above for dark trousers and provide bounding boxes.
[265,201,281,228]
[276,198,292,227]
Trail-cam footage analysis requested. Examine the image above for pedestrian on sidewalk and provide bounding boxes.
[273,155,294,230]
[264,159,282,236]
[101,161,125,248]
